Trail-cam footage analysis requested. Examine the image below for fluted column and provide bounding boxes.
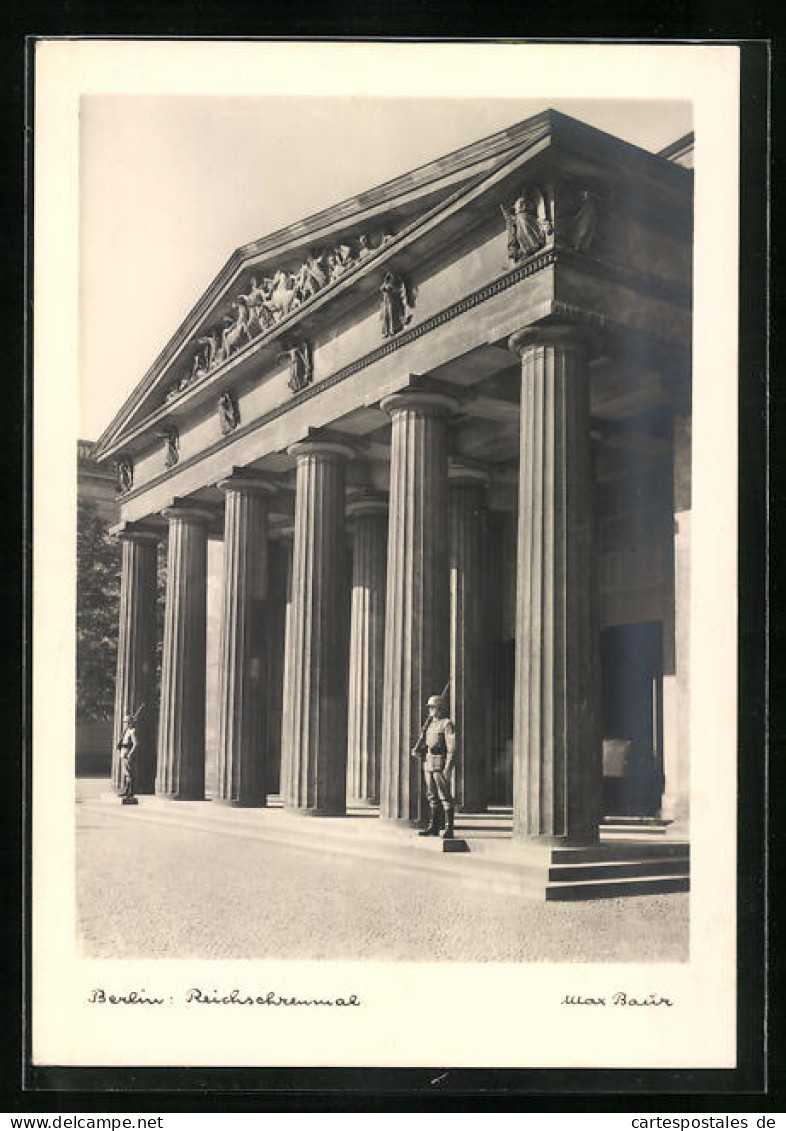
[265,532,291,797]
[215,473,275,807]
[283,438,353,816]
[509,324,602,846]
[379,389,457,824]
[449,463,491,813]
[111,524,160,794]
[346,491,388,806]
[156,503,212,800]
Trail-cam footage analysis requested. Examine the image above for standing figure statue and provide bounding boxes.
[279,340,312,394]
[571,189,599,255]
[502,190,547,263]
[117,459,133,494]
[116,711,139,804]
[159,426,179,469]
[411,693,457,839]
[379,271,412,338]
[218,390,240,435]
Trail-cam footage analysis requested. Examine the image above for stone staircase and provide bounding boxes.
[78,781,689,902]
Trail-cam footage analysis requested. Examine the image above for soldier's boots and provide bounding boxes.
[442,806,455,840]
[418,805,441,837]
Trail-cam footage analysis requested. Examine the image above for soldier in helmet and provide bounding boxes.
[116,711,138,801]
[412,694,457,839]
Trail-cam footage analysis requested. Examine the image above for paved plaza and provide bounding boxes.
[76,779,688,963]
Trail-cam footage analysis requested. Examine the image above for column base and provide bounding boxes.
[347,796,380,808]
[512,829,601,849]
[377,815,427,829]
[155,791,207,802]
[212,796,268,809]
[283,804,347,818]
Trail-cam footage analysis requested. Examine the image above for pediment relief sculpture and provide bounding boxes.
[162,228,397,407]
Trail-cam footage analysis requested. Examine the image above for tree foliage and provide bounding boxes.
[76,500,121,722]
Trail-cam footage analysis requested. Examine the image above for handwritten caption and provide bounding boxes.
[88,988,362,1008]
[561,992,674,1007]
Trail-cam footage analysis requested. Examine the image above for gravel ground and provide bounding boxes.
[76,781,688,963]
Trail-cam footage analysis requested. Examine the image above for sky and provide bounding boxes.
[79,94,692,440]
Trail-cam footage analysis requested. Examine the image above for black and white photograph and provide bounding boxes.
[33,40,741,1071]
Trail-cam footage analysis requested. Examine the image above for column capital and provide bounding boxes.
[346,489,388,519]
[287,431,355,463]
[269,519,295,541]
[161,500,216,525]
[217,469,278,496]
[509,321,597,358]
[109,520,162,544]
[448,460,491,488]
[380,390,458,419]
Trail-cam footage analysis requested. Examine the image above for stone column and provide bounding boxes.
[111,524,160,794]
[156,503,212,800]
[265,533,292,797]
[346,491,388,806]
[661,411,691,825]
[379,389,457,824]
[276,532,295,802]
[449,463,491,813]
[509,324,602,846]
[283,438,353,816]
[215,473,275,807]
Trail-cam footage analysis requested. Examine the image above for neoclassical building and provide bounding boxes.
[94,110,693,895]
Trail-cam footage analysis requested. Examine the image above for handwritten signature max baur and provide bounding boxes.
[562,992,674,1007]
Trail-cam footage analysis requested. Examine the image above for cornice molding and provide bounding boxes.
[115,246,691,508]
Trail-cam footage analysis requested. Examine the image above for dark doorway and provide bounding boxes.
[488,640,515,806]
[600,622,664,816]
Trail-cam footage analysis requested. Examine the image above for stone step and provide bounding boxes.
[79,795,689,902]
[544,875,690,902]
[548,858,688,883]
[602,825,669,836]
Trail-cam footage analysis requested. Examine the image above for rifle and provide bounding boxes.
[116,703,146,749]
[411,681,451,758]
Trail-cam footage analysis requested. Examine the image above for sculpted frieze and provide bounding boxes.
[163,227,397,407]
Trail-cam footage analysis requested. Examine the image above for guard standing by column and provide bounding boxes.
[117,711,139,805]
[412,694,457,838]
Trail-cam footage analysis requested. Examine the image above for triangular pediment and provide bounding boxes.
[92,109,689,462]
[93,110,560,460]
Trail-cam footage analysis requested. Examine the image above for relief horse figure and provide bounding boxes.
[239,278,276,337]
[264,270,300,321]
[218,299,253,362]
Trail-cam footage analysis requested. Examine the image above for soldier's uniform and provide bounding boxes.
[413,695,457,838]
[117,719,138,799]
